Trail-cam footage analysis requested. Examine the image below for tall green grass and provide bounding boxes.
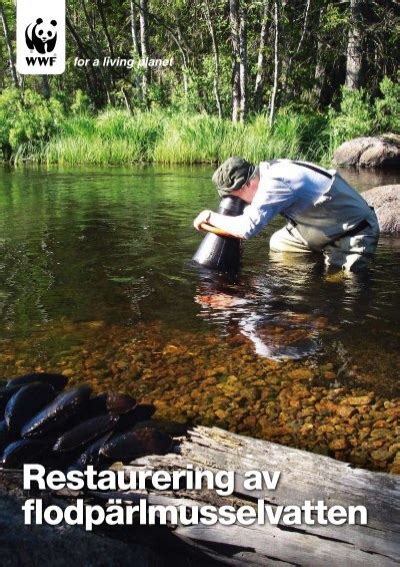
[19,108,329,166]
[42,110,165,165]
[3,78,399,166]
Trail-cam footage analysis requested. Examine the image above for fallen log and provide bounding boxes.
[1,426,399,566]
[107,426,400,566]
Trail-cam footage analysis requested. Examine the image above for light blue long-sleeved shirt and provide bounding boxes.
[213,160,334,239]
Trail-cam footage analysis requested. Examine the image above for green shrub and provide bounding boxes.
[327,87,375,157]
[70,89,92,115]
[0,89,64,160]
[375,76,400,133]
[329,88,374,141]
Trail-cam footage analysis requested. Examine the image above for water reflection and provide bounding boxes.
[194,250,376,360]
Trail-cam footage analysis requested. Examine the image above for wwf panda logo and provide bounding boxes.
[25,18,58,55]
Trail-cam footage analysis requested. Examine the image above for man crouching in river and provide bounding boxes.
[193,157,380,271]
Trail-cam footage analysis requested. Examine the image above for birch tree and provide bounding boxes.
[345,0,363,89]
[269,0,279,126]
[139,0,150,104]
[81,0,112,104]
[230,0,241,122]
[312,5,327,106]
[96,0,115,60]
[254,0,270,111]
[66,15,106,107]
[239,9,247,120]
[0,2,19,89]
[130,0,140,55]
[203,0,222,118]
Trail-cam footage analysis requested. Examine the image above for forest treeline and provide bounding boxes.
[0,0,399,164]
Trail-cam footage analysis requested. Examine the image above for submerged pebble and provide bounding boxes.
[0,320,398,474]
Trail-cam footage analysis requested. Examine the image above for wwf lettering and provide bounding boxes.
[26,56,57,67]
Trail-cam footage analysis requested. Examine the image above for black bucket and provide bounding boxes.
[192,196,246,273]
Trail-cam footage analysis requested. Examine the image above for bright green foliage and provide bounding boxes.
[1,74,398,166]
[375,77,400,133]
[327,88,375,152]
[327,79,400,156]
[44,109,165,165]
[153,114,229,163]
[0,89,64,157]
[20,106,328,166]
[70,90,92,115]
[153,111,328,164]
[322,4,348,32]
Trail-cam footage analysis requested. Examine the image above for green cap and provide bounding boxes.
[212,157,255,197]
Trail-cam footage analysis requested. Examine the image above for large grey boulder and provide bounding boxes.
[363,185,400,234]
[334,134,400,168]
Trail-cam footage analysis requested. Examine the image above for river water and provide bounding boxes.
[0,165,399,470]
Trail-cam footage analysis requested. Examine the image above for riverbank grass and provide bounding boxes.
[2,79,399,166]
[26,109,328,166]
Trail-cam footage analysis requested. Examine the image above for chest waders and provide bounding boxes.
[277,161,378,252]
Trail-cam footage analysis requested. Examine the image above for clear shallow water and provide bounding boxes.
[0,165,399,394]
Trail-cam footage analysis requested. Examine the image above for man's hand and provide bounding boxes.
[193,210,212,231]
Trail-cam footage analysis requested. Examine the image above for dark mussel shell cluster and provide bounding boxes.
[0,373,172,470]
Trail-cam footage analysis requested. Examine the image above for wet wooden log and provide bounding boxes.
[117,426,400,566]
